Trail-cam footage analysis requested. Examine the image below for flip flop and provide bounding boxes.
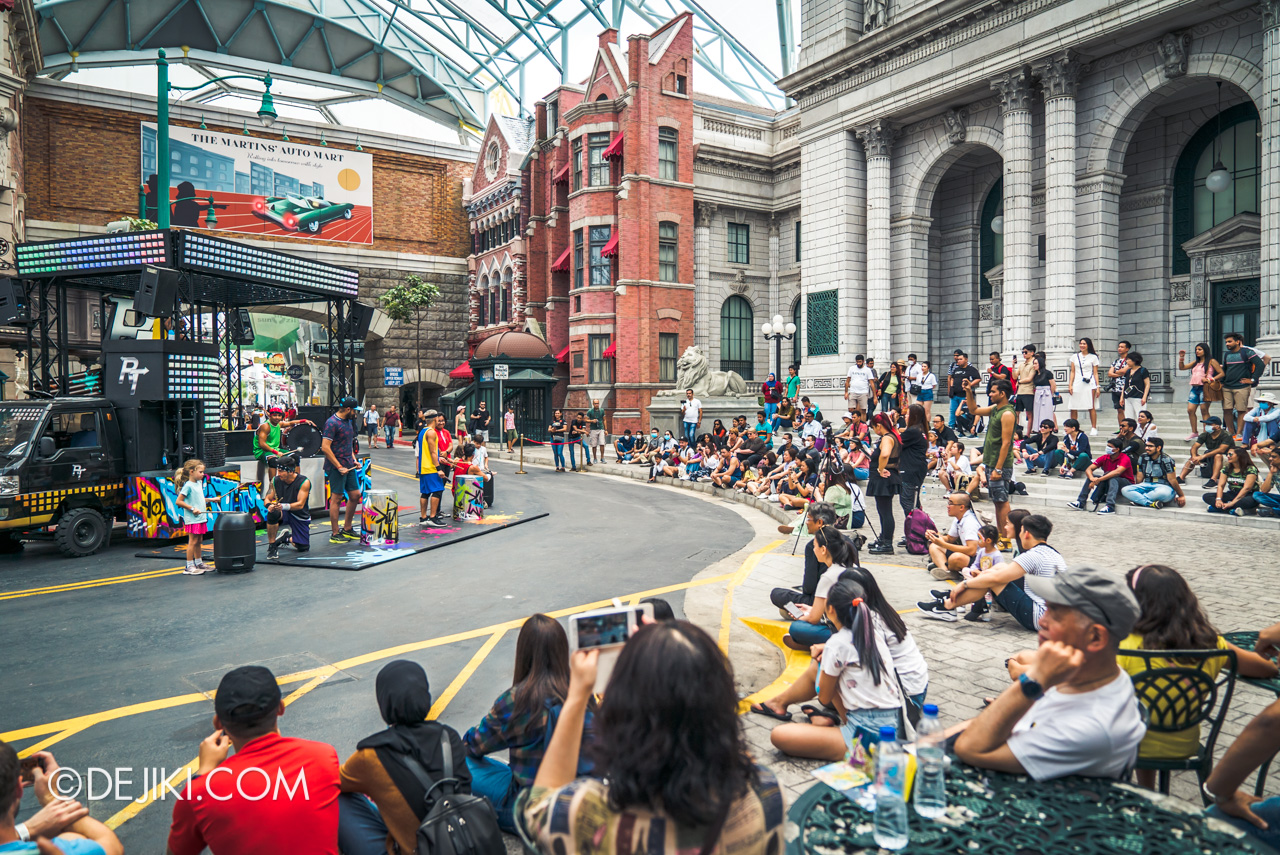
[749,703,793,722]
[800,704,842,725]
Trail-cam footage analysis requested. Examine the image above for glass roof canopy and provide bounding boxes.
[34,0,790,143]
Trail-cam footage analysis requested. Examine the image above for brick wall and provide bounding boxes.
[23,97,472,257]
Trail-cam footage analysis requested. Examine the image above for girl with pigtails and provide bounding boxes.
[759,578,903,761]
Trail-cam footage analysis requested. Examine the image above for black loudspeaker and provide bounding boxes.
[228,308,255,345]
[0,278,25,324]
[135,266,180,316]
[347,302,373,339]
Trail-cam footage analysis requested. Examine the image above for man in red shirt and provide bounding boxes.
[1068,436,1135,515]
[167,666,339,855]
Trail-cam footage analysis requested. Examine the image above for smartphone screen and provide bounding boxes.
[785,603,805,619]
[573,611,631,649]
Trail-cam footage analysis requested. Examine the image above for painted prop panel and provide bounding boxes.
[361,490,399,546]
[453,475,484,521]
[322,458,374,506]
[126,469,266,539]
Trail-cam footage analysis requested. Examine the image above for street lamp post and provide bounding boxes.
[150,48,278,229]
[761,313,797,380]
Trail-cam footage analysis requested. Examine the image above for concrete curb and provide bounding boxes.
[488,449,801,526]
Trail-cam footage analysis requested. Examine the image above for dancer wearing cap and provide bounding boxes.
[265,454,312,559]
[322,396,363,544]
[255,406,315,488]
[416,410,447,527]
[953,565,1146,781]
[166,665,340,855]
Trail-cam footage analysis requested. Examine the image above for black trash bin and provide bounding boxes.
[213,512,256,574]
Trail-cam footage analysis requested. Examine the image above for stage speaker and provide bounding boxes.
[228,308,255,346]
[0,278,26,324]
[135,266,180,316]
[347,302,374,339]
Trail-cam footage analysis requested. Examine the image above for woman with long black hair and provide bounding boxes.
[897,403,929,524]
[1118,564,1276,789]
[338,660,472,855]
[1178,342,1220,440]
[520,622,785,855]
[464,614,595,831]
[1031,352,1058,430]
[866,412,901,554]
[779,524,859,649]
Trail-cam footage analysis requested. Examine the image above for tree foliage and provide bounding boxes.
[380,274,442,411]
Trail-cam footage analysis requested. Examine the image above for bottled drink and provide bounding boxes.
[874,725,909,850]
[914,703,947,819]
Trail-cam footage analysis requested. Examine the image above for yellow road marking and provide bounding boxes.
[718,540,785,652]
[103,673,333,830]
[0,567,186,600]
[372,464,416,481]
[428,629,508,720]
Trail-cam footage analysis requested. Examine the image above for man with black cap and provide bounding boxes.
[953,565,1146,781]
[264,454,311,559]
[321,396,363,544]
[167,665,340,855]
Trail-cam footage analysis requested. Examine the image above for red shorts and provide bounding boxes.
[186,523,208,535]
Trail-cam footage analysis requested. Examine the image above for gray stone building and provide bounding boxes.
[776,0,1280,411]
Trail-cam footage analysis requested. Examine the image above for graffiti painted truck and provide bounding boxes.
[0,396,258,557]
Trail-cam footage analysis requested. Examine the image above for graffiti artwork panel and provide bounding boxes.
[127,468,266,539]
[452,475,485,521]
[361,490,399,546]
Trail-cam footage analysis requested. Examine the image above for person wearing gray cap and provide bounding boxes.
[953,564,1146,781]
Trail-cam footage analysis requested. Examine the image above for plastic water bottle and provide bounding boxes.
[914,703,947,818]
[874,726,909,850]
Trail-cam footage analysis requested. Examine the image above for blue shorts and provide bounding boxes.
[1188,386,1204,405]
[917,389,935,402]
[327,468,361,496]
[419,473,445,496]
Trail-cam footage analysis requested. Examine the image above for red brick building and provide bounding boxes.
[470,14,697,433]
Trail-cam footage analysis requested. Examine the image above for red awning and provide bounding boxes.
[448,360,473,380]
[600,231,619,258]
[603,131,624,160]
[553,162,570,184]
[555,345,570,362]
[551,245,572,272]
[602,341,617,358]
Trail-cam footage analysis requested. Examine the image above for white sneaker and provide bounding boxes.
[183,564,202,575]
[1089,427,1098,436]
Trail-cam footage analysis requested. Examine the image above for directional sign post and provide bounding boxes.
[493,364,508,429]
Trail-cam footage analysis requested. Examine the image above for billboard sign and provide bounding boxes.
[141,123,374,244]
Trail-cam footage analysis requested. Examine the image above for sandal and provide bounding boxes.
[800,704,842,726]
[748,702,793,722]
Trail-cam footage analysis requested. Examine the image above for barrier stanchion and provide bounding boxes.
[517,434,527,475]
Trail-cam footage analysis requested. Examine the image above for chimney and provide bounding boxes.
[599,28,618,49]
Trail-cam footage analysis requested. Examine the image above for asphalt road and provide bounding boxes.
[0,447,754,850]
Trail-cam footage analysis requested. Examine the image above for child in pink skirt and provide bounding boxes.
[175,459,212,575]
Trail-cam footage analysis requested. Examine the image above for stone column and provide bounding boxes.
[694,202,715,353]
[1035,51,1080,368]
[856,120,896,364]
[1259,0,1280,388]
[890,214,932,357]
[768,215,781,325]
[991,68,1035,355]
[1075,170,1125,349]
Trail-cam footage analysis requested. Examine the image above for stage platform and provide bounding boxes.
[133,508,547,571]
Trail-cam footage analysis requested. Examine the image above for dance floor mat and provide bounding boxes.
[132,509,547,571]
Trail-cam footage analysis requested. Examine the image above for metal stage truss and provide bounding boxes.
[13,229,367,416]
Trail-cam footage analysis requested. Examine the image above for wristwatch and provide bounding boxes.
[1018,673,1044,700]
[16,823,30,842]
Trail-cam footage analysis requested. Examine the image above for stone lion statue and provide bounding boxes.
[656,345,749,397]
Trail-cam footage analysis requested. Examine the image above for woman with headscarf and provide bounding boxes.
[338,660,472,855]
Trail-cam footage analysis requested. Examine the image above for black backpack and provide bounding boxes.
[399,738,505,855]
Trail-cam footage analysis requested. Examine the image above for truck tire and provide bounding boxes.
[54,507,109,557]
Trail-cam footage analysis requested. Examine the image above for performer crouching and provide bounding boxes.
[265,454,312,558]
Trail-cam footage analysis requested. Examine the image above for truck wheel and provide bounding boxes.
[55,507,109,557]
[0,532,23,554]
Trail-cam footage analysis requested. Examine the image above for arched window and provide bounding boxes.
[791,298,802,369]
[501,269,512,322]
[720,295,754,380]
[1173,102,1261,274]
[979,178,1002,300]
[477,276,488,327]
[489,289,499,327]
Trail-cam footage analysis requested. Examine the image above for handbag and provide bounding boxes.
[402,738,505,855]
[1052,392,1063,406]
[909,383,923,396]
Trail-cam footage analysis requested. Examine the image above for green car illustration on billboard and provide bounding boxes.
[253,194,354,233]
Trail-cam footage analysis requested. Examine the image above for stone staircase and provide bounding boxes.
[990,401,1280,529]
